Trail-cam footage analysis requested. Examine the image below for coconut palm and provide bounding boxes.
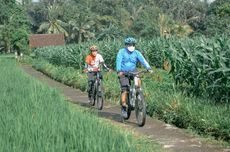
[96,24,122,41]
[38,19,68,36]
[37,4,68,37]
[158,13,174,38]
[173,22,193,37]
[68,15,95,43]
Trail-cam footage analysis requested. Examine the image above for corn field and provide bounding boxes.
[34,35,230,102]
[164,36,230,102]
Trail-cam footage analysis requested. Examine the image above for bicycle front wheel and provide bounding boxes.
[135,91,146,127]
[90,82,97,106]
[123,92,132,120]
[96,82,104,110]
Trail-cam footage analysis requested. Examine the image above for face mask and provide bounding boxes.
[127,46,135,52]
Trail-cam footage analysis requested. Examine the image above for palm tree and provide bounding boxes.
[173,22,193,37]
[38,19,69,37]
[96,24,122,41]
[159,13,173,38]
[38,4,68,37]
[68,14,95,43]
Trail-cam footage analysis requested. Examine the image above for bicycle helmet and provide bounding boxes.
[124,37,137,45]
[89,45,98,51]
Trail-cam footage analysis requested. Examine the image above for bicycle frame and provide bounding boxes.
[90,71,104,110]
[123,70,147,126]
[94,72,102,95]
[129,74,141,108]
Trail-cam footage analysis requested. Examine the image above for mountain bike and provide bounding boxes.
[89,71,104,110]
[122,70,147,127]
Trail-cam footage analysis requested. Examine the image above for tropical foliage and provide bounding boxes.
[1,0,229,53]
[0,0,30,53]
[33,35,230,102]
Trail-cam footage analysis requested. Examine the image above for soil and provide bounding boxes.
[21,65,230,152]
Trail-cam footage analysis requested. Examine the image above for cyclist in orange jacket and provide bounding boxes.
[84,45,110,103]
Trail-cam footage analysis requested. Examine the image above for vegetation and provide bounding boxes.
[0,57,165,152]
[0,0,30,54]
[29,57,230,143]
[1,0,229,53]
[33,36,230,102]
[1,0,229,148]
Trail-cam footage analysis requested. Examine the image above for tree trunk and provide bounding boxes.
[6,40,11,53]
[3,38,11,53]
[78,32,82,43]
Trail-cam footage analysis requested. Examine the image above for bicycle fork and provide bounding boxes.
[129,76,140,108]
[96,79,103,97]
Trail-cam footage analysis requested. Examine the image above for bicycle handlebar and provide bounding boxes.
[124,70,148,77]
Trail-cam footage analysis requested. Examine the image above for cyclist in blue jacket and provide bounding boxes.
[116,37,153,118]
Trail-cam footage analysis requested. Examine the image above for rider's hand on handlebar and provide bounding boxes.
[83,69,88,73]
[148,69,153,74]
[118,72,123,76]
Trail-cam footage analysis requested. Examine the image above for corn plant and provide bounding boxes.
[34,35,230,102]
[165,35,230,102]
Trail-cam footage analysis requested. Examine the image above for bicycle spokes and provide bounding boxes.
[135,92,146,127]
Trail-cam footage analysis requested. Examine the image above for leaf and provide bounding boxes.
[208,67,230,75]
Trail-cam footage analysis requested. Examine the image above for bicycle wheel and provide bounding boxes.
[135,91,146,127]
[96,82,104,110]
[90,82,97,106]
[123,92,132,120]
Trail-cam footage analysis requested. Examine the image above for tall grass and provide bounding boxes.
[31,58,230,143]
[0,58,163,152]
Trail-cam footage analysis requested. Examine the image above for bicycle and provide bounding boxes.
[121,70,147,127]
[89,71,104,110]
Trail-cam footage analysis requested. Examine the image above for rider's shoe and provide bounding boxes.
[88,95,92,104]
[88,99,91,104]
[121,106,128,119]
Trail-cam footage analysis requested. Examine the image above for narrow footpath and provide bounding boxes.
[22,65,230,152]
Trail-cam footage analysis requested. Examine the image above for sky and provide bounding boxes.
[206,0,216,3]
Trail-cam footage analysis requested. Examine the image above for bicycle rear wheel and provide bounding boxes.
[96,83,104,110]
[135,91,146,127]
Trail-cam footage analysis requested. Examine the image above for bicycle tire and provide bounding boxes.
[90,82,97,106]
[135,91,146,127]
[96,82,104,110]
[124,92,132,120]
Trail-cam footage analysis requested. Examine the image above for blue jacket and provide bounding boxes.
[116,48,151,72]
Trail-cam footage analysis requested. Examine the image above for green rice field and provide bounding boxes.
[0,57,164,152]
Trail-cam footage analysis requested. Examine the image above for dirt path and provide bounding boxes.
[21,65,230,152]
